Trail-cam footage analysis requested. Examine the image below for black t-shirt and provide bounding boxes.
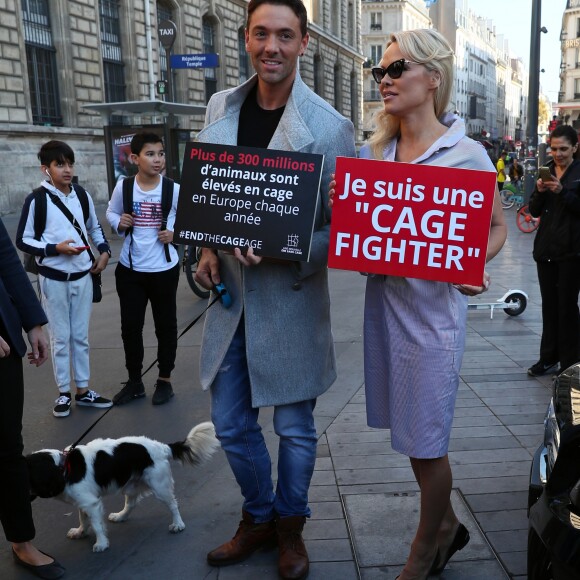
[237,85,285,148]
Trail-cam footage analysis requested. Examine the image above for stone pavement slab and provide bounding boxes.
[344,490,508,578]
[0,203,548,578]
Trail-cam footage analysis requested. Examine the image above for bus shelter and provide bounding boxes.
[83,100,206,194]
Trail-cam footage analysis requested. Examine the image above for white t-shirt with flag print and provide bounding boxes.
[106,176,180,272]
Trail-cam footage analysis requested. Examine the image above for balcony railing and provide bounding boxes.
[364,90,381,102]
[370,24,382,31]
[574,92,580,99]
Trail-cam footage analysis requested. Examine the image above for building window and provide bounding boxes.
[347,1,354,46]
[350,70,357,128]
[22,0,62,126]
[203,17,217,104]
[370,12,382,31]
[574,78,580,99]
[157,1,173,78]
[330,0,339,37]
[334,63,342,112]
[238,27,250,83]
[314,54,323,97]
[370,44,383,67]
[100,0,126,104]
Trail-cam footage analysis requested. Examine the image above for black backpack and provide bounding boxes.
[121,176,174,268]
[22,184,90,274]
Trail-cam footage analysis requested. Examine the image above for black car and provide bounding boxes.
[528,364,580,579]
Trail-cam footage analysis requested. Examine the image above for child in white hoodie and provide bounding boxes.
[16,140,112,418]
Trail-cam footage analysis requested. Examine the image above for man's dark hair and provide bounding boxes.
[551,124,578,146]
[130,132,164,155]
[37,140,75,166]
[247,0,308,37]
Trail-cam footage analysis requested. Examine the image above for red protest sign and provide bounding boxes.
[328,157,496,285]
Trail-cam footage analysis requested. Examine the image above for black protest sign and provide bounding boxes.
[174,142,324,261]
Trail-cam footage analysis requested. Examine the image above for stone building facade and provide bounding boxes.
[0,0,363,214]
[558,0,580,129]
[361,0,431,137]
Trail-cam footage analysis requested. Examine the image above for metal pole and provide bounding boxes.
[526,0,541,153]
[144,0,155,101]
[165,47,172,103]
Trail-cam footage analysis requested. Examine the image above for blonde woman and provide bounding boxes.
[334,29,507,579]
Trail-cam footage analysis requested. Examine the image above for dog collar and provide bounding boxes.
[59,450,72,480]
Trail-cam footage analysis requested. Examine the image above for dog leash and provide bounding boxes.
[61,290,225,465]
[139,290,223,378]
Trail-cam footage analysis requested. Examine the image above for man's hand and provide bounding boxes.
[158,229,174,244]
[26,326,48,367]
[234,247,262,267]
[195,248,221,290]
[56,240,87,255]
[91,252,109,274]
[117,212,135,233]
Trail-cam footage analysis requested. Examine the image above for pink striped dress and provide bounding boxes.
[362,114,495,458]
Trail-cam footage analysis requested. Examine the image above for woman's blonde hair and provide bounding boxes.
[368,28,455,160]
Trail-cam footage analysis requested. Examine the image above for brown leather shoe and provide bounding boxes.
[206,510,277,566]
[277,516,309,580]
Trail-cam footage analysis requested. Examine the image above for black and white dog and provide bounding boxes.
[25,422,220,552]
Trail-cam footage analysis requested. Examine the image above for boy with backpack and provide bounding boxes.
[106,132,180,406]
[16,140,112,418]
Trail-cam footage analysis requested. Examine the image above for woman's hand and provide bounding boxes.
[328,173,336,208]
[453,271,490,296]
[0,335,10,358]
[540,176,564,194]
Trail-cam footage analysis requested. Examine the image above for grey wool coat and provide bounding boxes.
[196,72,356,407]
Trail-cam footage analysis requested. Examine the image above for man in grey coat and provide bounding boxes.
[195,0,355,578]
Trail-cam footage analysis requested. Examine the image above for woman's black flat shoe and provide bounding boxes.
[430,523,470,575]
[12,549,65,579]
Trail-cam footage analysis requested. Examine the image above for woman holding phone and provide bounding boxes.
[528,124,580,376]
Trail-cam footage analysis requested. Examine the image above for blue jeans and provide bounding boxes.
[210,321,317,523]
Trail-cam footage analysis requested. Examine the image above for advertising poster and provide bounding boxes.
[328,157,497,285]
[174,142,324,261]
[111,131,137,182]
[107,125,167,187]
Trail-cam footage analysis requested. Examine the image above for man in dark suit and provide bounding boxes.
[0,216,65,577]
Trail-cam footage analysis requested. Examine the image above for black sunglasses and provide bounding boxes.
[371,59,417,83]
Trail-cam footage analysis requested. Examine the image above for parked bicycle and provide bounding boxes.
[516,204,540,233]
[500,179,540,233]
[500,180,524,209]
[182,246,210,299]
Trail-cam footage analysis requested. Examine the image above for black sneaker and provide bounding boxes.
[75,389,113,408]
[528,360,559,377]
[53,393,72,417]
[152,380,174,405]
[113,380,146,405]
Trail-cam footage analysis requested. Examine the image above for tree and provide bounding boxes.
[538,95,550,129]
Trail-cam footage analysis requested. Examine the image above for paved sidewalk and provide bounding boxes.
[0,206,542,579]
